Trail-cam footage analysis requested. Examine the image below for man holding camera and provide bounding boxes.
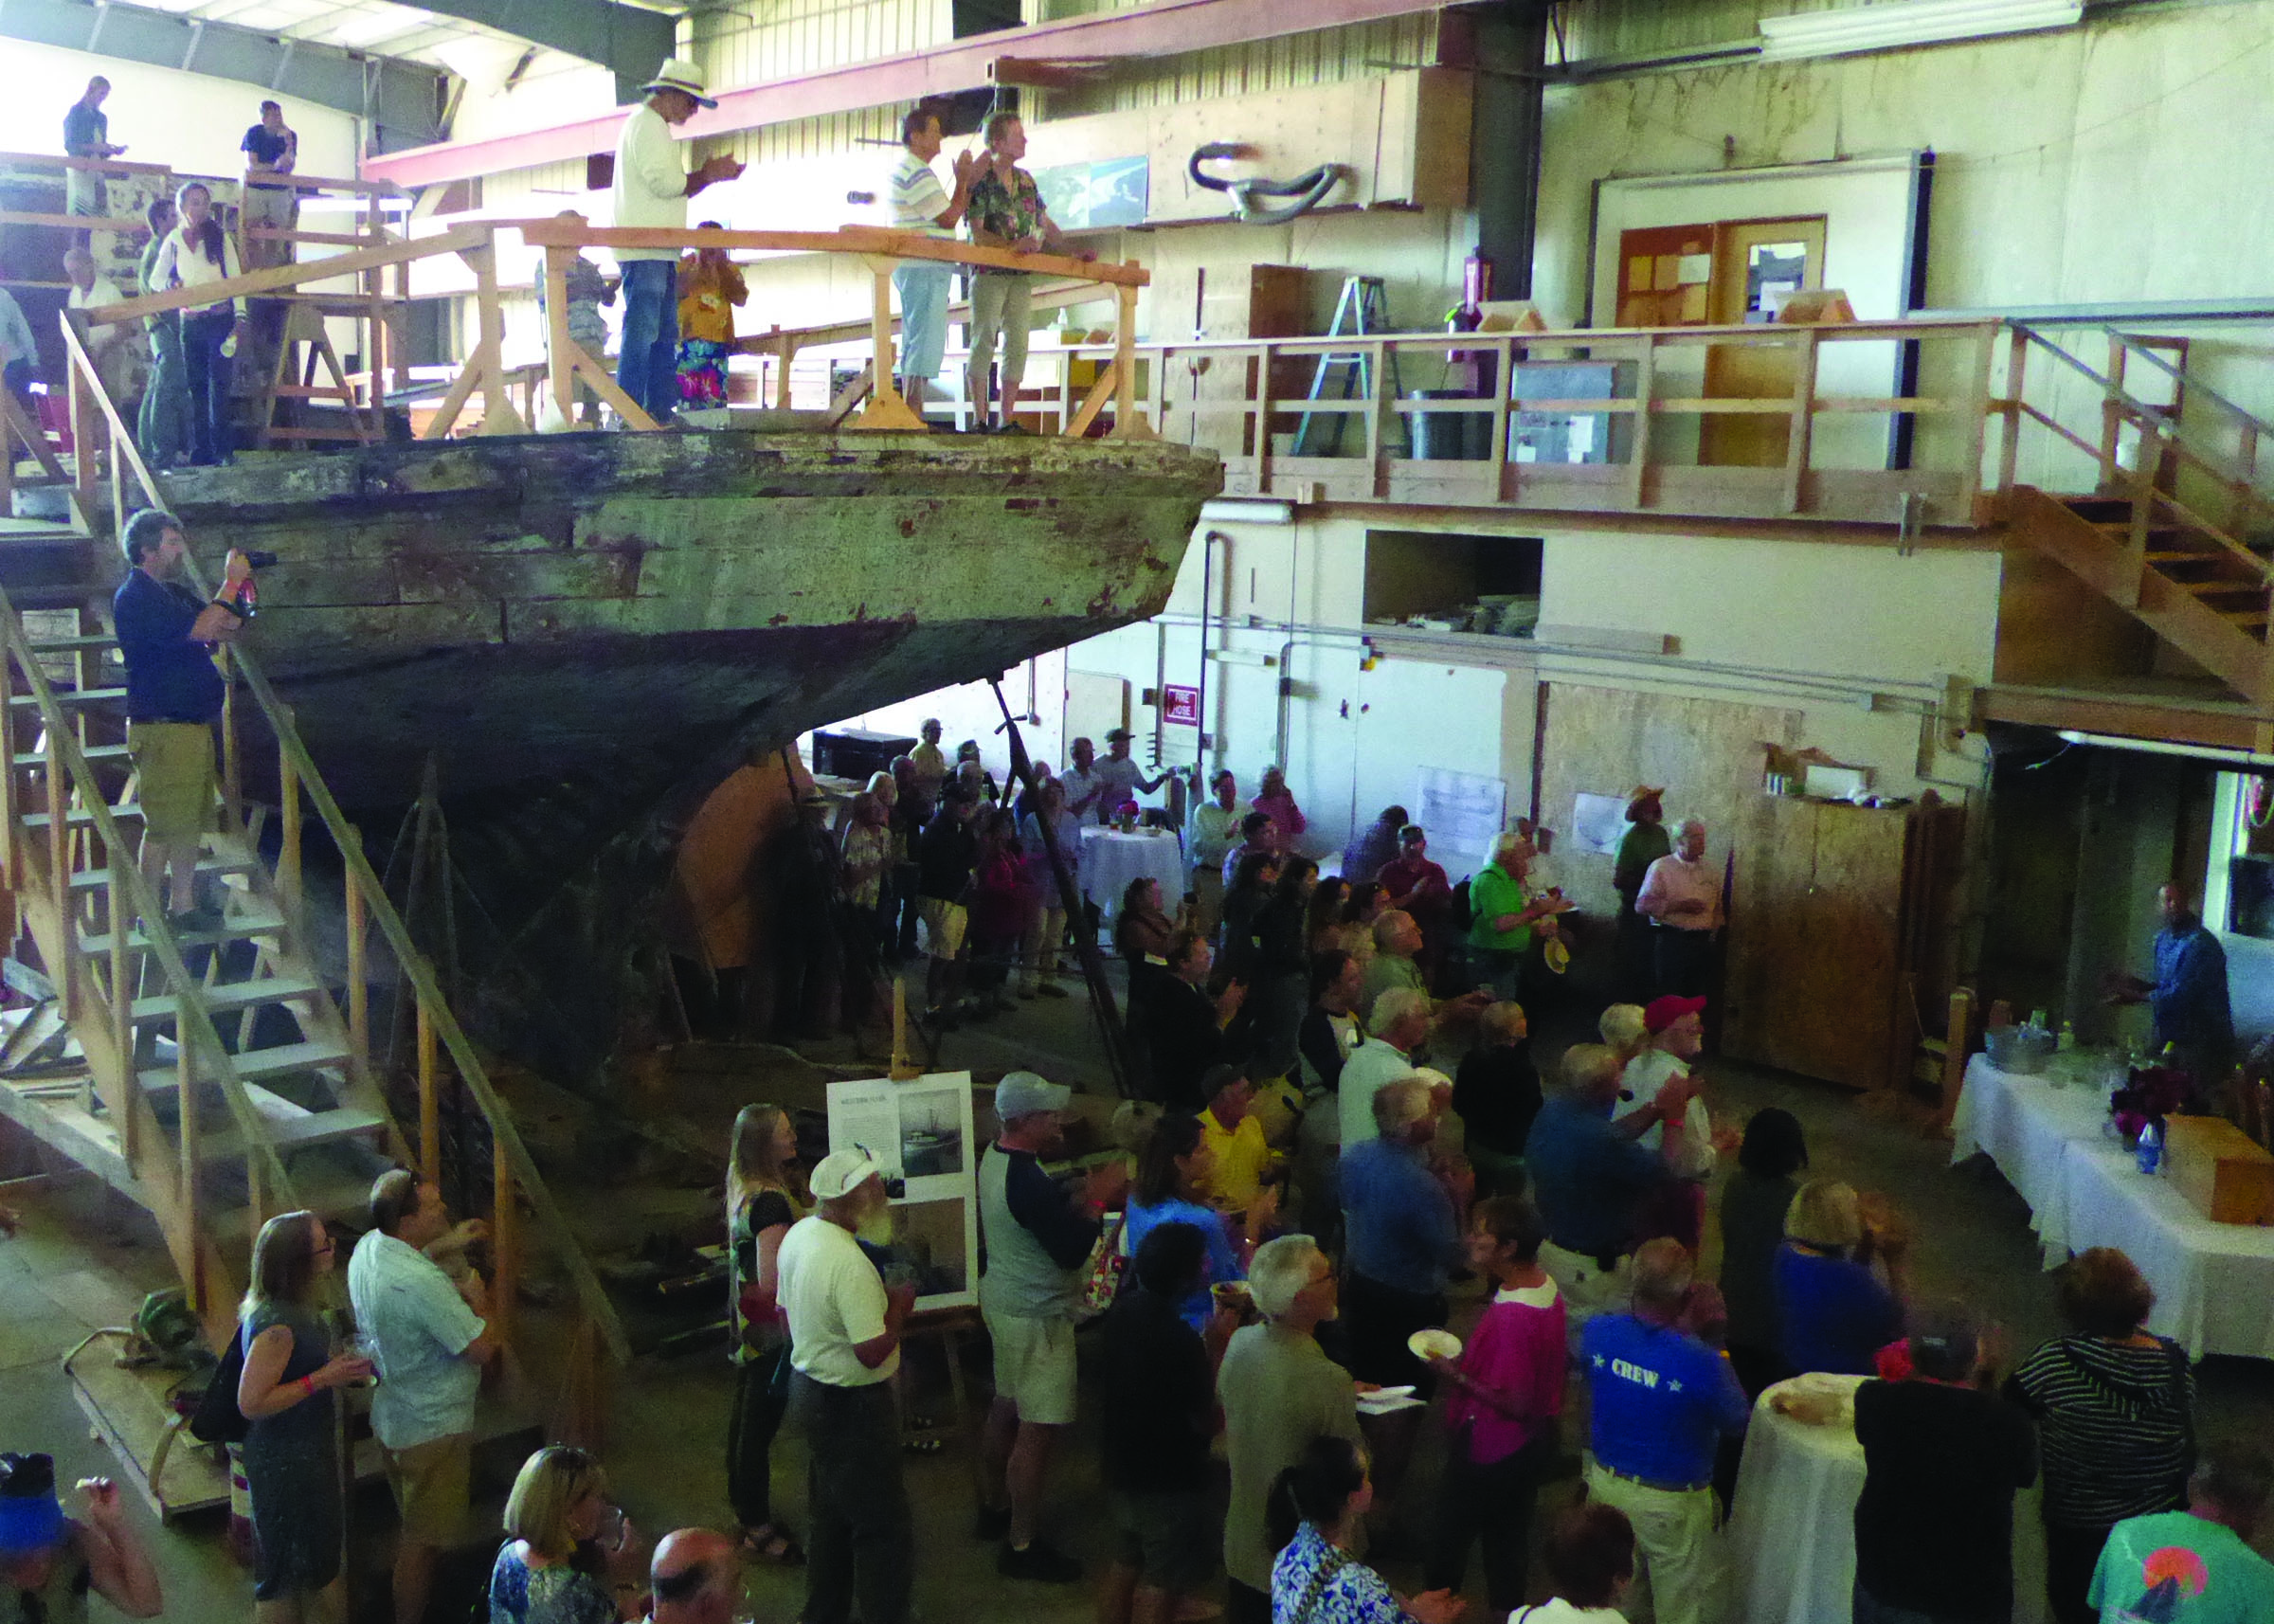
[113,508,251,931]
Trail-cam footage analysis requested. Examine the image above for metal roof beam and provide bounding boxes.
[0,0,448,147]
[406,0,677,106]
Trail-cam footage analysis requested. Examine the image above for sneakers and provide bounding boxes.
[997,1541,1082,1583]
[1035,982,1070,999]
[971,1505,1010,1543]
[166,903,226,936]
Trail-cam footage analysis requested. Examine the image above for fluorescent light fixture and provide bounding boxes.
[2056,730,2274,769]
[1759,0,2083,62]
[1199,499,1294,525]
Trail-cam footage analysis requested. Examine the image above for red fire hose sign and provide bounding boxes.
[1162,684,1201,726]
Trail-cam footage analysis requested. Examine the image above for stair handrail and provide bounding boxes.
[0,582,303,1236]
[53,314,633,1363]
[2104,326,2274,455]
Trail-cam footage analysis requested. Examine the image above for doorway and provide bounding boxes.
[1700,216,1826,466]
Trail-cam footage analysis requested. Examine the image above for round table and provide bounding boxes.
[1727,1374,2048,1624]
[1078,826,1185,916]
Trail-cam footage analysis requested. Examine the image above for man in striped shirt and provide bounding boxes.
[889,106,978,416]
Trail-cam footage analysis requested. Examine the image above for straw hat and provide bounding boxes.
[641,57,718,108]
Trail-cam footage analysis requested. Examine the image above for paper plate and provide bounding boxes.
[1543,938,1572,975]
[1407,1327,1462,1362]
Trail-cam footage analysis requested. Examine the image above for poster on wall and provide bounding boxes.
[1414,767,1507,878]
[1035,155,1149,230]
[824,1073,979,1311]
[1570,791,1632,856]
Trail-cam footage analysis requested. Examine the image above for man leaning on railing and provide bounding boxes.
[113,509,251,933]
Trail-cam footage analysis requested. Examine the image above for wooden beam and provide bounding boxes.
[513,220,1146,287]
[83,224,490,327]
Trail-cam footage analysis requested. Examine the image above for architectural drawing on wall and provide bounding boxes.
[1414,767,1507,878]
[1571,791,1632,856]
[1035,155,1149,230]
[826,1073,980,1309]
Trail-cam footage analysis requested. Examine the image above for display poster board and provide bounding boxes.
[1414,767,1507,880]
[825,1072,980,1311]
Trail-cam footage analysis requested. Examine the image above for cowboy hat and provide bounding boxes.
[642,57,718,108]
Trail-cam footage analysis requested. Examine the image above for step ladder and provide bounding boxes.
[0,602,407,1316]
[1292,275,1406,459]
[260,301,377,448]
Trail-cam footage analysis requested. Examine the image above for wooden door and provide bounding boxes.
[1724,795,1815,1069]
[1791,803,1907,1088]
[1700,216,1827,467]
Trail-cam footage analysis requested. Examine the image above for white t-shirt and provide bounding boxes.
[1339,1038,1418,1147]
[1512,1600,1630,1623]
[1092,754,1148,815]
[346,1230,486,1451]
[610,102,688,262]
[778,1212,895,1386]
[1615,1049,1714,1178]
[1060,765,1103,819]
[889,151,953,238]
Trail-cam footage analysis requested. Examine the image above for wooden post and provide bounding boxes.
[68,354,97,510]
[849,257,925,430]
[279,746,301,913]
[773,334,796,411]
[106,864,134,1168]
[220,647,243,832]
[2099,341,2130,492]
[1937,986,1976,1136]
[2122,418,2159,610]
[418,999,441,1181]
[2234,420,2260,540]
[178,1037,200,1312]
[1958,323,1995,509]
[544,245,576,428]
[1782,328,1819,515]
[346,832,370,1083]
[1996,324,2029,498]
[1111,273,1154,440]
[465,232,521,435]
[490,1135,517,1348]
[1628,336,1658,510]
[44,731,68,1020]
[0,655,15,889]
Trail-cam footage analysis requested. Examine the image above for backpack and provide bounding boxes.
[187,1322,250,1446]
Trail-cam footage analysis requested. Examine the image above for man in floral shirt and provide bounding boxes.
[966,113,1091,432]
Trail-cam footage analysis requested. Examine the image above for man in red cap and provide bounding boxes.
[1616,997,1735,1249]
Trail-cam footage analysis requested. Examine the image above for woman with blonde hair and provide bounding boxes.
[726,1103,805,1563]
[236,1211,370,1624]
[488,1446,640,1623]
[1773,1177,1906,1375]
[1597,1003,1648,1067]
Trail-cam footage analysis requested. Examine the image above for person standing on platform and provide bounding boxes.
[1093,728,1164,822]
[1218,1236,1362,1624]
[63,245,131,407]
[1636,818,1721,1000]
[888,106,978,416]
[778,1149,917,1624]
[1852,1303,2038,1624]
[975,1074,1128,1582]
[965,112,1088,432]
[239,100,298,269]
[2107,881,2234,1094]
[610,58,743,427]
[675,224,747,409]
[1187,770,1246,941]
[63,79,122,219]
[1580,1239,1749,1624]
[148,183,248,467]
[2089,1442,2274,1624]
[136,197,192,466]
[347,1170,500,1624]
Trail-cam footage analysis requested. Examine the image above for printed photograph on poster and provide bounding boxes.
[1571,791,1632,856]
[825,1072,980,1310]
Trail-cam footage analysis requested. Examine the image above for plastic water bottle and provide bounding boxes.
[2136,1118,2163,1176]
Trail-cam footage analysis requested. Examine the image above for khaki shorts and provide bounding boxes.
[983,1308,1077,1426]
[126,721,215,844]
[383,1433,471,1549]
[919,897,967,960]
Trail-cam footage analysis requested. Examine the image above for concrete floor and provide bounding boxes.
[7,959,2272,1623]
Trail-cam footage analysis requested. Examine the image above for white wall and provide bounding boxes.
[2,42,359,180]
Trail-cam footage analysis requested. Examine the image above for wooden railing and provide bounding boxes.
[51,312,632,1363]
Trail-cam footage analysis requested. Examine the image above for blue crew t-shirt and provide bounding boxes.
[1583,1312,1749,1487]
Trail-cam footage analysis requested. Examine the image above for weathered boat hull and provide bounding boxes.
[149,430,1219,1083]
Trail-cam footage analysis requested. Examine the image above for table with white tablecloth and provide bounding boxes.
[1729,1374,2047,1624]
[1077,826,1186,917]
[1951,1054,2274,1360]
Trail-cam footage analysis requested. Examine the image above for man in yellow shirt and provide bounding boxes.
[1198,1066,1279,1214]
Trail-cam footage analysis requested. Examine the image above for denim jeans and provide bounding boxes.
[790,1374,911,1624]
[181,307,234,465]
[615,258,679,424]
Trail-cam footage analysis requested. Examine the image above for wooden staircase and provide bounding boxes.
[0,308,631,1366]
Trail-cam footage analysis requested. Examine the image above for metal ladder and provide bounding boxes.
[1292,275,1406,458]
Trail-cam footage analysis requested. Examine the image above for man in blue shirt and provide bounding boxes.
[1525,1043,1692,1336]
[1582,1239,1748,1624]
[1339,1075,1464,1393]
[111,509,249,929]
[2111,883,2233,1091]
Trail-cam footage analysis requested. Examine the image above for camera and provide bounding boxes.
[241,550,280,568]
[882,1175,908,1200]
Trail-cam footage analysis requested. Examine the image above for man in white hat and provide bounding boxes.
[610,57,744,424]
[974,1073,1128,1581]
[777,1146,916,1624]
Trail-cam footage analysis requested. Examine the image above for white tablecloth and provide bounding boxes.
[1728,1375,2046,1624]
[1951,1054,2274,1359]
[1078,827,1185,915]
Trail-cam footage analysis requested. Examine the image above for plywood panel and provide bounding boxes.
[1536,682,1799,930]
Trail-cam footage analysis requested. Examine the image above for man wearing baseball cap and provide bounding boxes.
[0,1453,162,1618]
[1616,996,1727,1249]
[610,57,745,424]
[777,1147,917,1624]
[975,1073,1128,1581]
[1092,728,1164,822]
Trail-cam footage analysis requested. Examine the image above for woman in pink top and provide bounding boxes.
[1251,766,1308,851]
[1421,1195,1568,1615]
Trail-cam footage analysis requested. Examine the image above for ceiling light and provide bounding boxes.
[1758,0,2083,63]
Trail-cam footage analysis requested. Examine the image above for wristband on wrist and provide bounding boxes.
[299,1374,316,1397]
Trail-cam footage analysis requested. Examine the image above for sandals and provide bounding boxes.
[739,1524,806,1566]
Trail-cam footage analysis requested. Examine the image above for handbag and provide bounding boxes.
[188,1322,250,1445]
[1075,1211,1130,1322]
